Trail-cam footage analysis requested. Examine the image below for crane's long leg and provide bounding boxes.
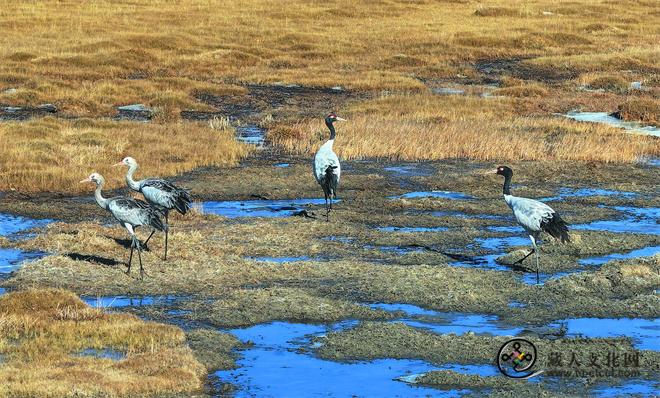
[528,234,540,284]
[124,224,137,275]
[127,243,134,274]
[534,245,540,285]
[164,213,168,260]
[324,192,330,222]
[143,229,156,247]
[513,249,535,265]
[137,239,144,280]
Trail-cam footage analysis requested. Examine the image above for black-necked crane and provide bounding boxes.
[313,113,345,221]
[115,157,191,260]
[491,166,570,284]
[80,173,166,279]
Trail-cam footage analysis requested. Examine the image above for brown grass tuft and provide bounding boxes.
[586,75,630,93]
[616,97,660,124]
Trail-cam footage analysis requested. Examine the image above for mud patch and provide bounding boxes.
[0,104,57,121]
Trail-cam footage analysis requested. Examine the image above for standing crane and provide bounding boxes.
[115,157,191,260]
[313,113,345,221]
[80,173,166,279]
[491,166,570,284]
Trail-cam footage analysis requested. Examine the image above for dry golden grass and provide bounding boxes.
[268,94,660,163]
[0,289,205,397]
[0,0,658,193]
[1,0,658,112]
[0,117,252,193]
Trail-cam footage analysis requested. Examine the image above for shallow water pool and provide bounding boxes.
[215,321,453,398]
[390,191,474,200]
[563,112,660,137]
[549,318,660,351]
[579,245,660,266]
[197,198,330,218]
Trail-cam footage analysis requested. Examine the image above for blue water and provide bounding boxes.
[573,220,660,235]
[75,348,125,361]
[476,236,530,251]
[573,206,660,234]
[365,245,425,255]
[541,187,638,202]
[390,191,474,200]
[0,213,52,237]
[579,246,660,266]
[216,321,452,398]
[0,248,46,274]
[383,165,433,177]
[592,379,658,397]
[377,226,449,233]
[274,163,290,168]
[236,126,266,146]
[81,295,182,308]
[369,303,439,317]
[430,211,509,221]
[368,304,523,336]
[642,158,660,167]
[197,198,332,218]
[612,206,660,219]
[486,225,524,233]
[549,318,660,351]
[0,213,51,284]
[450,254,508,271]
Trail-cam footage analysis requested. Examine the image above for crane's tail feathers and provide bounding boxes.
[173,189,193,215]
[323,165,339,199]
[148,210,168,232]
[541,213,570,243]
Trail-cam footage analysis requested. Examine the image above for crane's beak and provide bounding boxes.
[335,116,347,122]
[79,177,91,183]
[113,162,123,167]
[483,169,498,175]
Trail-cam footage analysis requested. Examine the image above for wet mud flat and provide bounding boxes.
[0,156,658,397]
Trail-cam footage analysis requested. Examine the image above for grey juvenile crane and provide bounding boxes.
[313,113,345,221]
[115,157,191,260]
[491,166,570,284]
[81,173,166,279]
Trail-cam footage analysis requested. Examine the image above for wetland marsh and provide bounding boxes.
[0,0,659,396]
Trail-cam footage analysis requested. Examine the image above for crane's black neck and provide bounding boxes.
[502,174,512,195]
[325,120,336,140]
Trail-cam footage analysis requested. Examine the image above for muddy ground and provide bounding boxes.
[0,149,658,396]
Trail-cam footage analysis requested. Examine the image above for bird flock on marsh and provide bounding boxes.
[81,113,569,282]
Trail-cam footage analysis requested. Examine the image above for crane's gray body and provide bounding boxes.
[313,139,341,198]
[504,194,555,235]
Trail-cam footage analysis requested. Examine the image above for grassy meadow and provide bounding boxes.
[0,289,206,397]
[0,0,658,192]
[0,117,251,193]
